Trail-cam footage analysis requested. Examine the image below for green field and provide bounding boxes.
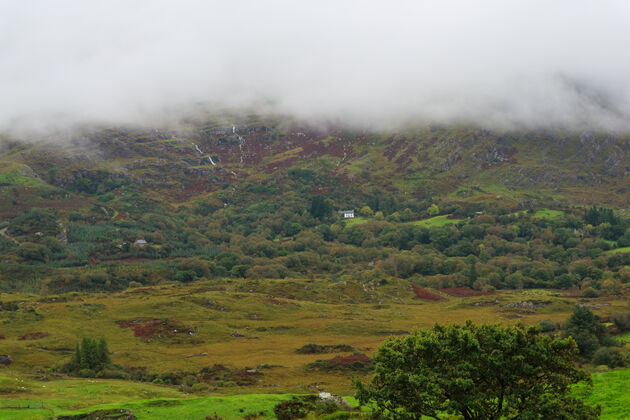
[1,280,628,418]
[2,368,630,419]
[342,216,369,226]
[0,171,44,188]
[605,246,630,255]
[531,209,565,220]
[575,369,630,420]
[407,214,465,227]
[0,378,295,420]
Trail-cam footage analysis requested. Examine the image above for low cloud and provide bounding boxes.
[1,0,630,135]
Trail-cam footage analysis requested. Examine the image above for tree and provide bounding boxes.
[309,196,333,220]
[97,337,111,366]
[356,322,599,420]
[360,205,374,217]
[72,337,111,372]
[564,305,612,357]
[427,203,439,216]
[79,337,99,370]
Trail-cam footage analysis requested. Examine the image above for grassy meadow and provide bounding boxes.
[2,279,630,418]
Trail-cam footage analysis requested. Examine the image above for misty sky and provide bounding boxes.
[1,0,630,133]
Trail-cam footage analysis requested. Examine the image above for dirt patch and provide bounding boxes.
[411,285,446,301]
[439,287,495,297]
[18,332,49,340]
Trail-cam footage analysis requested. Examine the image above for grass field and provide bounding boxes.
[530,209,565,220]
[342,216,369,227]
[408,215,465,227]
[0,378,295,420]
[575,369,630,420]
[1,279,629,418]
[0,171,44,188]
[605,246,630,255]
[2,369,630,419]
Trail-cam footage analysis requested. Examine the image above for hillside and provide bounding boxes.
[1,118,630,295]
[3,117,630,418]
[3,117,630,215]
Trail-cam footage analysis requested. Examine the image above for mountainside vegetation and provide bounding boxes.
[1,117,630,299]
[3,116,630,418]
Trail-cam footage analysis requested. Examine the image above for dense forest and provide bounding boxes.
[2,120,630,298]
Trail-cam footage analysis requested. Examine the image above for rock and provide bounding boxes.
[473,299,500,306]
[505,300,551,309]
[185,352,208,358]
[0,355,12,366]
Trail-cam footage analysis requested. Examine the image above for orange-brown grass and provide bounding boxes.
[0,279,628,396]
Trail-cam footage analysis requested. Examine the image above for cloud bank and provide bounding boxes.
[1,0,630,133]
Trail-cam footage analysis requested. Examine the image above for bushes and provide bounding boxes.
[538,319,556,332]
[7,209,60,237]
[592,347,626,368]
[18,242,50,262]
[307,354,373,372]
[612,313,630,333]
[274,397,314,420]
[274,395,352,420]
[296,344,354,354]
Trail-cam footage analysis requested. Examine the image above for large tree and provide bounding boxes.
[564,305,612,357]
[356,322,599,420]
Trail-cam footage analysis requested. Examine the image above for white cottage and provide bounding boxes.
[340,210,355,219]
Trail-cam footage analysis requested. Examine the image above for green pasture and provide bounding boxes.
[408,215,465,227]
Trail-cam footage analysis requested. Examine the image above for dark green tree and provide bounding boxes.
[564,305,612,357]
[79,337,98,370]
[309,196,333,220]
[97,337,111,366]
[356,322,599,420]
[72,337,111,372]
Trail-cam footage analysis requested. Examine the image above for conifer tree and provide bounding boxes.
[97,337,111,367]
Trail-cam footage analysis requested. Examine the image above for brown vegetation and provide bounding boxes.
[411,285,446,301]
[18,332,49,340]
[439,287,495,297]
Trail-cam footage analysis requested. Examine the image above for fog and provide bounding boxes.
[1,0,630,134]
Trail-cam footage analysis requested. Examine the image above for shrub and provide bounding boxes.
[612,313,630,333]
[307,354,373,372]
[274,397,316,420]
[296,344,354,354]
[538,320,556,332]
[592,347,626,368]
[321,412,362,420]
[191,382,211,393]
[98,192,115,202]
